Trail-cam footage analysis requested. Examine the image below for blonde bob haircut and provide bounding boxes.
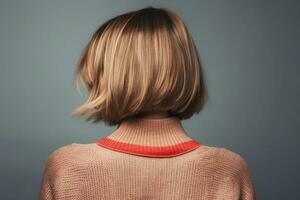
[71,6,208,126]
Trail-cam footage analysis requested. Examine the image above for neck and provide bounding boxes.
[96,116,202,157]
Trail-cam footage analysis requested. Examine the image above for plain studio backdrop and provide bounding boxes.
[0,0,299,199]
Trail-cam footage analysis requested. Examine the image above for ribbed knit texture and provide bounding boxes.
[96,117,202,157]
[39,117,257,200]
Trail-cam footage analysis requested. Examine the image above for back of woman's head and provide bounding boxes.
[71,6,208,126]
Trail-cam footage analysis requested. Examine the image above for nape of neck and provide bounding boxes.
[96,116,202,158]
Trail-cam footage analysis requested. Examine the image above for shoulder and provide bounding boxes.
[43,143,96,175]
[40,143,98,198]
[199,145,251,177]
[199,145,247,162]
[196,146,256,198]
[45,143,80,165]
[216,146,248,166]
[212,146,257,198]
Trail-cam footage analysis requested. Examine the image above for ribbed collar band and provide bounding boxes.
[96,116,202,158]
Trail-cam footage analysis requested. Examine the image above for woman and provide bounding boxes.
[39,6,256,200]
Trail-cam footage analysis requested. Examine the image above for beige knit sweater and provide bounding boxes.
[39,117,256,200]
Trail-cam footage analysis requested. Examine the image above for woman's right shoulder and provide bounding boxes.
[197,145,251,175]
[215,146,248,164]
[204,146,256,199]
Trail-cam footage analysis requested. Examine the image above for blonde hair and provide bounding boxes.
[71,6,208,126]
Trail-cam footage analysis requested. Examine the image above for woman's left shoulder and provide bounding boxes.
[43,143,95,172]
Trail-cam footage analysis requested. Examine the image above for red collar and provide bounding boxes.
[95,116,203,158]
[96,137,202,158]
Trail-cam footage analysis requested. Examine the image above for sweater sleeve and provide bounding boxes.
[39,160,55,200]
[236,155,257,200]
[38,144,89,200]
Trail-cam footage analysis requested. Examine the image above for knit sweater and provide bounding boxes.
[39,117,256,200]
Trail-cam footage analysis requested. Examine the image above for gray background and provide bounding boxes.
[0,0,299,199]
